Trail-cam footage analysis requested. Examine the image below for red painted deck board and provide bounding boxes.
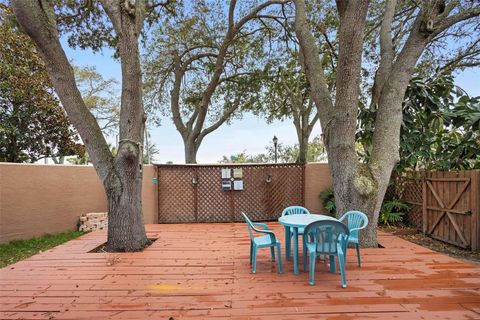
[1,223,479,319]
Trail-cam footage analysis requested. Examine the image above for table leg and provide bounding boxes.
[285,226,291,261]
[293,227,299,275]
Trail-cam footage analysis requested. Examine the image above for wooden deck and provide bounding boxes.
[1,223,479,319]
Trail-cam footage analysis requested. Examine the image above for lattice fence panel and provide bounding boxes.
[157,164,304,223]
[264,165,304,220]
[388,173,424,229]
[158,167,196,223]
[197,167,232,222]
[234,166,267,221]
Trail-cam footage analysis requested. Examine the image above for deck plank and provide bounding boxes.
[1,223,479,319]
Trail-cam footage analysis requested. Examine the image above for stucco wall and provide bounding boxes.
[0,163,158,243]
[304,163,332,214]
[0,163,332,243]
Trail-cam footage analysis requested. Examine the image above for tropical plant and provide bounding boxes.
[358,73,479,171]
[319,187,336,216]
[379,199,410,226]
[321,187,409,225]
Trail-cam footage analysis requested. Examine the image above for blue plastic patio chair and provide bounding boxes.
[281,206,310,260]
[338,210,369,267]
[241,212,283,274]
[303,220,349,287]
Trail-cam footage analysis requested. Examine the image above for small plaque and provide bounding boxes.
[233,180,244,190]
[222,179,232,191]
[233,168,243,179]
[221,168,231,179]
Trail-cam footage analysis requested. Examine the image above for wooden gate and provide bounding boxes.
[156,164,304,223]
[423,171,480,251]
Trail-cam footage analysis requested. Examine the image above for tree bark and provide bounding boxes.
[295,0,379,246]
[184,139,198,164]
[12,0,149,251]
[293,0,478,247]
[297,130,308,164]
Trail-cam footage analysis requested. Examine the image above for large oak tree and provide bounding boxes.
[143,0,289,163]
[294,0,480,246]
[10,0,167,251]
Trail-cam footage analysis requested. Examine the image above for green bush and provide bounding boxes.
[319,187,336,216]
[319,187,410,225]
[379,198,410,226]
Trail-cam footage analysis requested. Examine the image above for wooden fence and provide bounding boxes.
[156,163,304,223]
[391,170,480,251]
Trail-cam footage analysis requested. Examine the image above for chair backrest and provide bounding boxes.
[339,211,369,238]
[304,220,349,255]
[241,212,256,241]
[281,206,310,217]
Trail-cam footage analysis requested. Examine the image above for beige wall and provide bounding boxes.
[0,164,158,243]
[0,163,331,243]
[304,163,332,214]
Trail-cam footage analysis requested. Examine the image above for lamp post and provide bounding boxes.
[273,135,278,163]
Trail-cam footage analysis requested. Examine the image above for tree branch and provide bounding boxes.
[197,94,242,144]
[432,6,480,39]
[293,0,334,144]
[12,0,113,180]
[372,0,397,106]
[170,52,187,137]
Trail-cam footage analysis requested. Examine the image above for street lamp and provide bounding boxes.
[273,135,278,163]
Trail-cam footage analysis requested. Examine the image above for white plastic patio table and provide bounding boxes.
[278,214,338,275]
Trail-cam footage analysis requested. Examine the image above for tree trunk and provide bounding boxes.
[184,139,198,164]
[105,141,149,251]
[12,0,149,252]
[101,0,149,251]
[296,128,308,164]
[331,167,381,246]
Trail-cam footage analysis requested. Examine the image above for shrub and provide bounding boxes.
[319,187,336,216]
[379,198,410,226]
[319,187,410,225]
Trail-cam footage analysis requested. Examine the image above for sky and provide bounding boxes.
[61,39,479,165]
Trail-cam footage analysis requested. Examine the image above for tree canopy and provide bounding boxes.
[359,72,479,171]
[143,0,289,163]
[0,5,82,163]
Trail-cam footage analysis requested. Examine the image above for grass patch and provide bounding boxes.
[0,231,85,268]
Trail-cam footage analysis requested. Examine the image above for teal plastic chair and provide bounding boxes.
[281,206,310,260]
[241,212,283,274]
[303,220,349,287]
[338,211,369,267]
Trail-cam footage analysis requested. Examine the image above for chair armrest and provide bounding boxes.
[350,224,368,233]
[252,226,277,243]
[252,222,269,230]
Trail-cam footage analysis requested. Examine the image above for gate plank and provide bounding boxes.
[426,179,470,247]
[471,171,479,251]
[422,177,427,234]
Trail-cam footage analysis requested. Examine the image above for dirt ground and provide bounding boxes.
[380,225,480,264]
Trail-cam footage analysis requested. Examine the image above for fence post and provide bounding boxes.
[301,164,306,207]
[471,170,479,251]
[422,173,427,234]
